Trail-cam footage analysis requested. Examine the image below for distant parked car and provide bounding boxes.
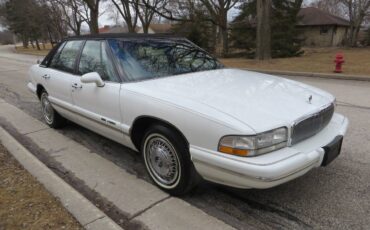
[27,34,348,195]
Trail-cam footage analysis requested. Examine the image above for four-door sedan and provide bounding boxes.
[27,34,348,195]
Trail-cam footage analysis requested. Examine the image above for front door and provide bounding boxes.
[46,40,84,120]
[71,40,124,144]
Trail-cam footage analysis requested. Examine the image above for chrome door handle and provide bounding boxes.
[72,83,82,89]
[42,74,50,80]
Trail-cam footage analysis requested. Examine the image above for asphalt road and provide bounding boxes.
[1,45,369,229]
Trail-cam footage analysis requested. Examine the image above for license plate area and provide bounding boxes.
[322,136,343,166]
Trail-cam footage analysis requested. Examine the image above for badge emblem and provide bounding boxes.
[308,95,313,104]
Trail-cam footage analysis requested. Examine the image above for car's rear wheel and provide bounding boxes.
[141,124,199,196]
[40,90,66,129]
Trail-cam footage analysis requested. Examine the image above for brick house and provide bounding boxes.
[297,7,350,47]
[137,24,173,34]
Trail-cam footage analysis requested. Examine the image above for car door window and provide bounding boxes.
[50,40,83,73]
[41,41,65,67]
[78,40,118,82]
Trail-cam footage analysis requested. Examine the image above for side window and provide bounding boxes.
[50,40,83,73]
[41,42,65,67]
[78,40,117,82]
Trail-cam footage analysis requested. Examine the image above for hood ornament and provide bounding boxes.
[308,95,313,104]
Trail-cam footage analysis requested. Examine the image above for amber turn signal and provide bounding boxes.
[219,146,249,157]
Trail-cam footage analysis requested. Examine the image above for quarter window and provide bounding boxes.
[78,40,117,82]
[50,40,83,73]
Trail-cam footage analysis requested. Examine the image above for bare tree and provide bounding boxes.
[309,0,346,17]
[52,0,87,36]
[341,0,370,46]
[82,0,101,34]
[107,1,124,25]
[199,0,240,56]
[39,0,68,43]
[256,0,271,60]
[111,0,139,32]
[136,0,168,33]
[140,0,240,55]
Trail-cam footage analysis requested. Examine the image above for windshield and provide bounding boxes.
[108,39,223,81]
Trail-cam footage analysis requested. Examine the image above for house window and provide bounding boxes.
[320,26,329,35]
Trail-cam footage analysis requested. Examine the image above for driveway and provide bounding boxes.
[0,45,369,229]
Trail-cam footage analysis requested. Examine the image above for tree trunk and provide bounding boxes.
[22,37,28,48]
[30,40,35,49]
[256,0,271,60]
[350,17,363,46]
[219,9,229,57]
[143,24,149,34]
[47,26,54,48]
[76,22,81,36]
[89,8,99,34]
[220,27,229,57]
[128,25,136,33]
[35,40,41,50]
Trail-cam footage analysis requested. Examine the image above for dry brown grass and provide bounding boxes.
[15,43,53,56]
[0,144,82,229]
[220,47,370,76]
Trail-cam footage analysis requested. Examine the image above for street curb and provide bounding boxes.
[243,68,370,82]
[0,126,123,230]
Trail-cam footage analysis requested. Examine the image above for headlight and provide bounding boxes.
[218,127,288,157]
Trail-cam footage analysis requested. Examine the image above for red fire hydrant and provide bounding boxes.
[334,53,345,73]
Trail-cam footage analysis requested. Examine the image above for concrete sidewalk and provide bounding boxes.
[0,98,234,230]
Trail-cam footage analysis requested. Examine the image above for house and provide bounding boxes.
[357,25,370,45]
[98,25,141,34]
[297,7,350,47]
[137,24,172,34]
[0,30,14,45]
[98,25,111,34]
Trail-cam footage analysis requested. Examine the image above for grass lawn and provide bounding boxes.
[14,43,52,56]
[0,144,82,229]
[221,47,370,76]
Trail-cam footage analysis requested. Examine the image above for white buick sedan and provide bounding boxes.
[28,34,348,195]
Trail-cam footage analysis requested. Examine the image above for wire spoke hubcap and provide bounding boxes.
[41,94,53,124]
[145,136,180,186]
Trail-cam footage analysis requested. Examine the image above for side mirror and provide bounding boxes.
[81,72,105,87]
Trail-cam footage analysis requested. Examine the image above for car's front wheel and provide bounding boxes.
[40,90,66,129]
[141,124,199,196]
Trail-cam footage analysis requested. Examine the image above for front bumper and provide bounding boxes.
[190,113,348,189]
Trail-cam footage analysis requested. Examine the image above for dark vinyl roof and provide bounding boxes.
[65,33,185,41]
[297,7,350,27]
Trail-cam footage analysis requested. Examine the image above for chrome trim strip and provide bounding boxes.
[50,101,128,135]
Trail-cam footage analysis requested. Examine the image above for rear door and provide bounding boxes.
[71,40,124,143]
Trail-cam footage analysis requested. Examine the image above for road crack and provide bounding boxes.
[83,215,105,227]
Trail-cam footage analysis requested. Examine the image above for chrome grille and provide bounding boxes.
[291,103,335,145]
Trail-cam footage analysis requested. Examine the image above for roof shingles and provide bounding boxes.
[298,7,350,27]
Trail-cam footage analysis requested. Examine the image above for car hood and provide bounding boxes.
[126,69,335,133]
